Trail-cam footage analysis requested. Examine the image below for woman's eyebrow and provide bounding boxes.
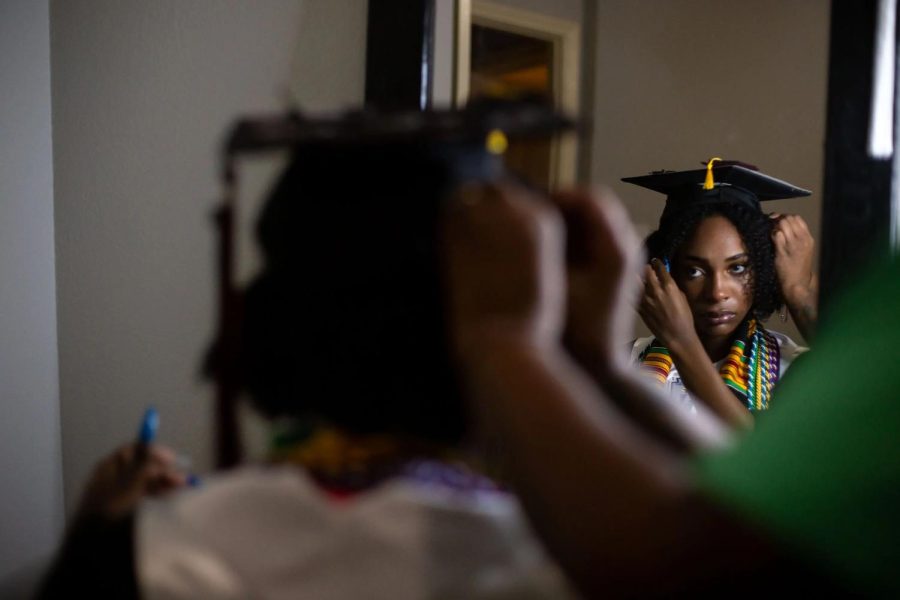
[681,253,748,264]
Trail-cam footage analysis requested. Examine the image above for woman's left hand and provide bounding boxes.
[771,213,816,304]
[555,187,644,371]
[771,213,818,340]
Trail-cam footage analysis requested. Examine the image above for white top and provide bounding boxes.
[629,330,807,414]
[137,465,575,600]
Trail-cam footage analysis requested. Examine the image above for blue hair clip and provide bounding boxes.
[663,257,671,273]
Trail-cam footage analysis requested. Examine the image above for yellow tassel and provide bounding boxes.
[485,129,508,155]
[703,157,723,190]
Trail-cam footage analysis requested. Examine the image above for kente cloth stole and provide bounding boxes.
[638,318,781,410]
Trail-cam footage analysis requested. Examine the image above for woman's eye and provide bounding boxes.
[730,264,748,275]
[685,266,703,279]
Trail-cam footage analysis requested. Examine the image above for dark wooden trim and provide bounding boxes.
[365,0,435,111]
[819,0,894,311]
[213,163,243,469]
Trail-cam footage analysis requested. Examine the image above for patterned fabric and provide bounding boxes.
[638,318,781,411]
[639,345,675,385]
[269,423,497,495]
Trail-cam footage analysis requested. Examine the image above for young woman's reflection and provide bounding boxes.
[627,160,817,428]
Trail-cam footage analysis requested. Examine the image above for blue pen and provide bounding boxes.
[135,406,159,463]
[135,406,201,486]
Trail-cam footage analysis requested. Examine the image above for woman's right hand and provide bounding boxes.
[640,260,753,429]
[638,259,698,351]
[74,443,188,524]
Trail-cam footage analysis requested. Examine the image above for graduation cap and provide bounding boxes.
[224,98,575,157]
[224,100,576,265]
[621,158,811,221]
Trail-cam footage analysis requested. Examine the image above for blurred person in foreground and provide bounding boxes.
[38,113,585,599]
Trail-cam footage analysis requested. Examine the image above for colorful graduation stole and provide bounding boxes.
[638,318,781,411]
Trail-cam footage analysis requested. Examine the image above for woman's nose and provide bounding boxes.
[705,273,730,301]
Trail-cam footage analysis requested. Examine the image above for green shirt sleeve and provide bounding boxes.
[693,259,900,596]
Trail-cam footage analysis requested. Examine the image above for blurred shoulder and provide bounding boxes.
[630,336,654,362]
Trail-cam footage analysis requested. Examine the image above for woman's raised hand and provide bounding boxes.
[771,213,816,302]
[638,259,698,351]
[442,182,567,358]
[770,213,818,340]
[74,443,188,524]
[554,186,643,371]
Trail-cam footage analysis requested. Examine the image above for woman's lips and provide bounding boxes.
[701,311,736,325]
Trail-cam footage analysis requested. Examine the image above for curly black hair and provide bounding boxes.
[645,201,782,319]
[230,141,467,445]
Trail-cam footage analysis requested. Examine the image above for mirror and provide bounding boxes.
[44,1,833,508]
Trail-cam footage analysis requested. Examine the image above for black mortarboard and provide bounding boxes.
[621,159,811,221]
[224,98,574,156]
[222,99,576,267]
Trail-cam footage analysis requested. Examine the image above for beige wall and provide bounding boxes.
[51,0,368,511]
[589,0,830,341]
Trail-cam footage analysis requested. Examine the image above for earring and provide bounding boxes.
[780,304,788,322]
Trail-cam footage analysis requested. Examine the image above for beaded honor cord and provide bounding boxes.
[639,318,781,410]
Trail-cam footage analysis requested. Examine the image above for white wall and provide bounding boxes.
[50,0,368,512]
[591,0,830,341]
[0,0,63,580]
